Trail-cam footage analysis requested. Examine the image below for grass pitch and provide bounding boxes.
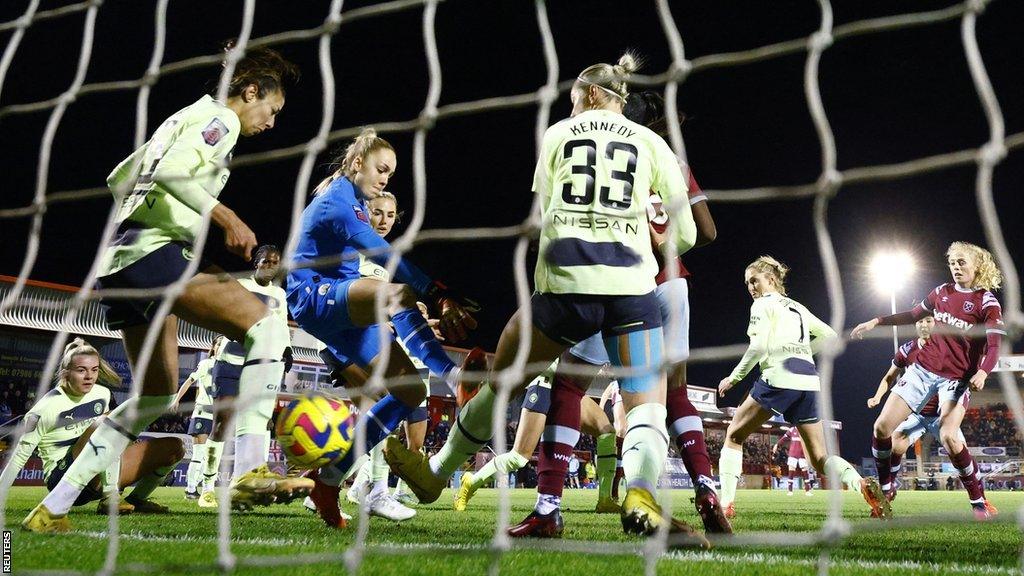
[5,486,1021,575]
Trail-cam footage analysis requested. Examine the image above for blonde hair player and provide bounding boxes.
[852,241,1005,519]
[864,315,999,515]
[2,339,185,516]
[386,52,707,545]
[288,129,481,530]
[717,256,889,519]
[22,44,305,533]
[313,190,423,523]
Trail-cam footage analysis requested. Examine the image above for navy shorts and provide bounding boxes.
[47,449,104,506]
[531,291,662,346]
[408,406,429,424]
[95,238,200,330]
[751,379,820,425]
[188,416,214,435]
[211,360,243,398]
[522,379,552,414]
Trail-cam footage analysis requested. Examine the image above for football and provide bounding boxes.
[275,394,355,469]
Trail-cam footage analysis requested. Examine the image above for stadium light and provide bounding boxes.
[870,250,916,353]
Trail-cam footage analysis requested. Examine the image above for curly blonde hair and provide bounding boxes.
[947,241,1002,291]
[314,127,394,196]
[746,255,790,295]
[576,51,643,106]
[58,338,121,389]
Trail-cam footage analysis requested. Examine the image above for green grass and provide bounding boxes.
[5,487,1022,575]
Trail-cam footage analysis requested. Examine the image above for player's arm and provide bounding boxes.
[720,299,770,396]
[151,116,256,259]
[868,365,900,408]
[687,170,716,247]
[851,292,932,339]
[805,309,838,356]
[772,432,788,454]
[652,141,696,255]
[0,413,43,489]
[171,373,197,411]
[973,295,1005,390]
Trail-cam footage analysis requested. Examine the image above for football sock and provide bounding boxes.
[471,451,529,490]
[804,470,812,492]
[667,386,714,488]
[788,472,797,492]
[127,460,178,504]
[233,432,269,478]
[538,373,585,500]
[187,442,208,492]
[621,403,668,494]
[331,394,415,477]
[429,384,495,478]
[41,394,174,515]
[595,432,617,500]
[824,455,863,488]
[890,453,903,484]
[202,440,224,492]
[369,442,389,498]
[612,436,624,499]
[872,436,893,491]
[950,445,985,503]
[233,314,289,475]
[535,493,560,515]
[391,307,457,378]
[718,445,743,506]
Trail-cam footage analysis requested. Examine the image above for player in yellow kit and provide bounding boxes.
[2,339,184,518]
[22,44,304,533]
[716,256,889,520]
[387,52,704,543]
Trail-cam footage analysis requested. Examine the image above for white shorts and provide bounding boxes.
[891,363,968,414]
[893,413,967,445]
[787,456,808,470]
[656,277,690,362]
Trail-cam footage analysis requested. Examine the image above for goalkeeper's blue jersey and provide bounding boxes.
[286,176,432,298]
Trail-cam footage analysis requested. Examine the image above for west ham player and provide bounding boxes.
[287,129,479,529]
[453,360,618,516]
[853,242,1004,519]
[628,90,726,532]
[3,340,184,518]
[203,244,292,510]
[772,427,811,496]
[718,256,889,519]
[23,45,304,533]
[386,53,705,543]
[170,338,221,501]
[865,316,996,514]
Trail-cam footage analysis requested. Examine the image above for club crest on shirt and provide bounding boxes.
[352,204,369,223]
[963,301,975,313]
[201,118,230,146]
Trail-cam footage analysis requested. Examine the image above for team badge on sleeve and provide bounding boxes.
[352,204,369,223]
[201,118,230,146]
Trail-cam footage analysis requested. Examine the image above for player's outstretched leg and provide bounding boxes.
[385,347,490,504]
[186,438,208,499]
[800,420,890,519]
[508,369,585,538]
[594,431,619,513]
[666,380,730,533]
[122,437,186,513]
[365,444,415,521]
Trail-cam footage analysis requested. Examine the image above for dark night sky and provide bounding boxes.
[1,0,1022,461]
